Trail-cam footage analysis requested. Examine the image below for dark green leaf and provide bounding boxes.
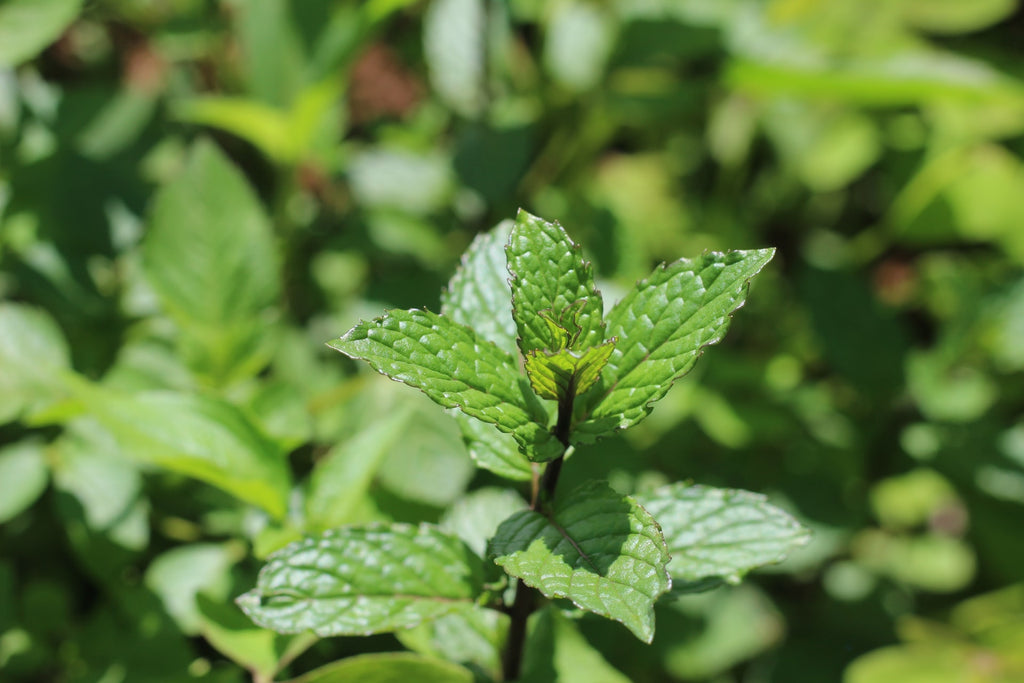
[237,524,485,636]
[574,249,774,442]
[328,309,562,461]
[490,481,671,642]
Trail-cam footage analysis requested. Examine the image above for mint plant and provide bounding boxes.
[238,211,809,681]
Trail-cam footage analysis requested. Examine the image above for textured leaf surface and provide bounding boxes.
[71,383,291,519]
[636,484,810,583]
[490,481,671,642]
[525,341,616,402]
[287,652,473,683]
[441,220,517,355]
[329,309,561,461]
[507,210,605,355]
[574,249,775,442]
[238,524,484,636]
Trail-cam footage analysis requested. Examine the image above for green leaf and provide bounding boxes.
[440,219,518,355]
[0,441,49,523]
[145,543,240,635]
[328,309,562,461]
[507,210,605,354]
[0,303,72,423]
[396,608,508,681]
[423,0,487,118]
[0,0,82,67]
[196,594,317,680]
[69,382,291,519]
[285,652,473,683]
[454,414,534,481]
[524,341,616,402]
[521,606,631,683]
[237,524,485,636]
[440,487,528,558]
[574,249,775,442]
[306,408,414,531]
[635,484,810,584]
[490,481,671,642]
[142,140,281,383]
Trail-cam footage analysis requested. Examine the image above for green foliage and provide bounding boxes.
[4,1,1024,680]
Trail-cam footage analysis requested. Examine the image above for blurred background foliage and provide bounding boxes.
[1,0,1024,681]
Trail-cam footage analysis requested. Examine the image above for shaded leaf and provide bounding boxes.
[636,484,810,583]
[574,249,774,442]
[0,303,72,423]
[454,414,533,481]
[522,606,631,683]
[507,210,605,354]
[0,441,49,523]
[525,341,616,402]
[490,481,671,642]
[237,524,485,636]
[328,309,561,461]
[396,608,508,681]
[286,652,473,683]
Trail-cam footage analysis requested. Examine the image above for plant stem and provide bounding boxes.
[502,391,575,680]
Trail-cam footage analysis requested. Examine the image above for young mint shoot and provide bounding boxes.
[238,210,809,682]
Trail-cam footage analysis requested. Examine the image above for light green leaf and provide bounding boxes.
[454,414,533,481]
[142,140,281,383]
[306,408,413,532]
[636,484,810,584]
[441,219,517,355]
[328,309,562,461]
[423,0,486,117]
[237,524,485,636]
[196,594,317,680]
[0,441,49,523]
[0,0,82,67]
[0,303,72,423]
[440,487,528,558]
[522,606,631,683]
[524,341,615,402]
[490,481,671,642]
[507,210,605,355]
[574,249,775,442]
[286,652,473,683]
[70,382,291,519]
[900,0,1017,35]
[145,543,240,635]
[396,608,508,681]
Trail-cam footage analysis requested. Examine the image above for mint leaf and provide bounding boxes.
[489,481,671,642]
[454,414,534,481]
[441,219,517,355]
[574,249,775,442]
[70,383,291,519]
[0,441,49,523]
[507,210,605,355]
[142,140,281,383]
[524,341,616,402]
[329,309,562,461]
[397,608,508,681]
[0,303,72,423]
[636,483,810,583]
[237,524,485,636]
[521,607,632,683]
[288,652,474,683]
